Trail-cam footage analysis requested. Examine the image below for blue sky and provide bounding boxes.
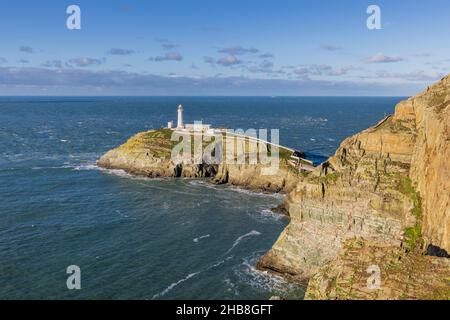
[0,0,449,95]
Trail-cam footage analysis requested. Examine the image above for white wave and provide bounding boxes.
[31,163,99,171]
[224,230,261,255]
[162,201,170,210]
[188,180,207,186]
[152,257,229,299]
[235,253,302,296]
[301,116,328,124]
[152,271,201,299]
[193,234,211,243]
[225,185,284,199]
[187,180,221,191]
[252,209,285,223]
[30,163,135,179]
[224,278,240,296]
[31,166,61,170]
[188,180,283,199]
[73,164,98,171]
[210,259,226,269]
[97,167,134,178]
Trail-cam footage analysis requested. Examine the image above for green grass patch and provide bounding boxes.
[399,177,422,220]
[399,177,424,251]
[399,177,415,195]
[411,200,422,220]
[316,172,340,184]
[326,172,339,183]
[403,226,422,251]
[278,147,293,160]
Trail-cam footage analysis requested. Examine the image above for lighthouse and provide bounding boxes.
[177,105,184,128]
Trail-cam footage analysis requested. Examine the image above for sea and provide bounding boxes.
[0,96,404,299]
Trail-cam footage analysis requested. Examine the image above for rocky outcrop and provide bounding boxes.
[212,163,300,192]
[305,238,450,300]
[98,130,215,178]
[259,75,450,298]
[257,115,417,282]
[97,129,301,193]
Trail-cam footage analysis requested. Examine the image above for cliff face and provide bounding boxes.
[405,78,450,252]
[257,114,414,281]
[258,75,450,298]
[97,129,301,193]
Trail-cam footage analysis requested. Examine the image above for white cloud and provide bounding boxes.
[162,43,180,50]
[320,44,342,51]
[258,53,274,59]
[68,57,105,67]
[0,66,432,96]
[293,64,354,77]
[218,46,258,55]
[246,60,284,75]
[108,48,135,55]
[372,70,444,81]
[41,60,64,68]
[150,52,183,62]
[217,55,241,66]
[203,56,216,66]
[19,46,34,53]
[366,53,403,63]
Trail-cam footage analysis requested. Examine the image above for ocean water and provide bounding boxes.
[0,96,404,299]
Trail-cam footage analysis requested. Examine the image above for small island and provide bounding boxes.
[98,104,313,193]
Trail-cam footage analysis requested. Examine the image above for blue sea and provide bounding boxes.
[0,96,404,299]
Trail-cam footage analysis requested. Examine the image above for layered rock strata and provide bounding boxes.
[258,76,450,298]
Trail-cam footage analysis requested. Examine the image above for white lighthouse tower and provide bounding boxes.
[177,105,184,129]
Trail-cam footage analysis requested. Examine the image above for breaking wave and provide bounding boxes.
[193,234,211,243]
[235,252,305,297]
[151,272,201,299]
[224,230,261,255]
[152,231,264,299]
[151,257,232,299]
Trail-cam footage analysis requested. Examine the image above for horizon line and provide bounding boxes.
[0,95,410,98]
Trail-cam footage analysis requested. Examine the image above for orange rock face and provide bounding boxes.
[259,75,450,298]
[407,77,450,253]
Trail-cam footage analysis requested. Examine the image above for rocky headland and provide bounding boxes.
[97,129,302,193]
[98,75,450,300]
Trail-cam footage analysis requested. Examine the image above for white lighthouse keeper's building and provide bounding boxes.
[177,105,184,128]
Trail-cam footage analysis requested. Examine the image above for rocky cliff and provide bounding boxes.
[258,75,450,299]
